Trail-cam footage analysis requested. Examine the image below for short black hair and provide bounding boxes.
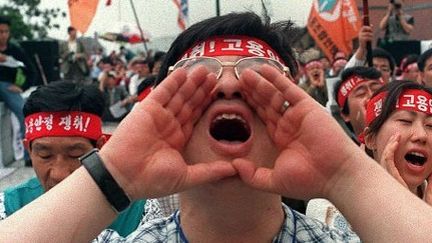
[373,48,396,74]
[365,80,432,146]
[67,26,76,34]
[23,81,105,118]
[156,12,299,84]
[334,66,382,114]
[0,16,11,26]
[418,48,432,72]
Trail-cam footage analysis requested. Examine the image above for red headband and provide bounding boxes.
[25,111,103,142]
[180,35,285,64]
[365,89,432,126]
[337,76,384,108]
[304,60,323,70]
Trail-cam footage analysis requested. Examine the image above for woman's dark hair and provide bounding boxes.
[23,81,105,117]
[156,12,299,85]
[365,80,432,138]
[334,66,382,115]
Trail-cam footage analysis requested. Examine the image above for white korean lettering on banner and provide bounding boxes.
[34,115,43,131]
[400,95,415,108]
[188,42,205,57]
[73,115,84,131]
[222,39,243,52]
[43,115,53,130]
[429,99,432,113]
[416,95,428,112]
[374,99,383,117]
[26,118,34,134]
[266,49,279,62]
[246,40,265,57]
[343,80,355,95]
[340,86,348,96]
[59,115,72,131]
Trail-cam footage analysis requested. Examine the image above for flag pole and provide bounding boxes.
[216,0,220,16]
[362,0,373,67]
[129,0,149,55]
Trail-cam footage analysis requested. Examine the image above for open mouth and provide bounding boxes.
[405,152,427,166]
[210,113,251,143]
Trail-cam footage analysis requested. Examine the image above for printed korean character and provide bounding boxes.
[400,95,415,108]
[59,115,72,131]
[43,115,53,131]
[429,98,432,113]
[25,118,34,134]
[340,85,348,97]
[416,95,428,112]
[374,99,383,117]
[221,39,244,52]
[245,40,265,57]
[188,42,205,57]
[73,115,84,131]
[34,115,43,131]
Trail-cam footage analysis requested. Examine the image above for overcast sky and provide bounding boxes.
[36,0,313,40]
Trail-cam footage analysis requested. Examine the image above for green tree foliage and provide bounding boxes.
[0,0,65,40]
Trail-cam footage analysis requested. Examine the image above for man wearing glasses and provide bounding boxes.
[1,12,432,242]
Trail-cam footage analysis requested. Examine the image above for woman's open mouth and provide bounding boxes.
[405,152,427,166]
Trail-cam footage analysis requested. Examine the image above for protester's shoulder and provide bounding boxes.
[281,204,360,243]
[4,177,42,195]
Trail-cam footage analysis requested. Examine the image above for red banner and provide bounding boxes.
[68,0,99,34]
[307,0,361,61]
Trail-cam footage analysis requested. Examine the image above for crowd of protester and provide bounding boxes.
[2,1,432,241]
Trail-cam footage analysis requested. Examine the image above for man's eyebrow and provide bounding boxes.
[66,143,92,151]
[32,143,51,151]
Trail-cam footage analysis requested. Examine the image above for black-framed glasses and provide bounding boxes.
[168,56,290,79]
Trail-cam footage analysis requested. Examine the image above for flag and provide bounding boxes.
[68,0,99,34]
[307,0,361,61]
[172,0,188,30]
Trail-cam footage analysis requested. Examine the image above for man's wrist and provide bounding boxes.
[324,148,375,203]
[80,149,131,212]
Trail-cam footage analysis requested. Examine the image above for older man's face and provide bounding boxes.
[29,136,94,191]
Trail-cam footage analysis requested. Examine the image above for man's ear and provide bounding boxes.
[364,127,377,150]
[96,135,108,149]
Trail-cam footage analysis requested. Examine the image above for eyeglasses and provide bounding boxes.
[168,56,290,80]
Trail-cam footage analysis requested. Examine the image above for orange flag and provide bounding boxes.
[68,0,99,34]
[307,0,361,61]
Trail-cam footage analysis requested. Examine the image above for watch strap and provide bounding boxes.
[80,148,131,212]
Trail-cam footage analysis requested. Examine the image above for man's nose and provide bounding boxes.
[212,69,243,100]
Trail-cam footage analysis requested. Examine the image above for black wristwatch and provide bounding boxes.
[80,149,131,213]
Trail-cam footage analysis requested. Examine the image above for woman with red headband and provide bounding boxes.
[364,80,432,201]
